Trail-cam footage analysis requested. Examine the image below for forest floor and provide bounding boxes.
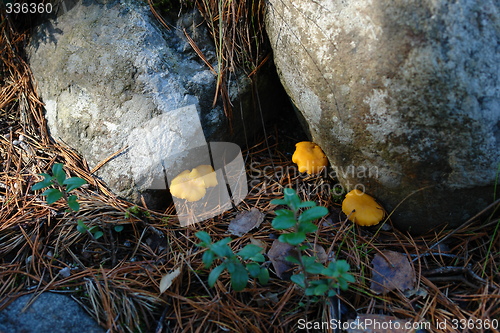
[1,8,500,333]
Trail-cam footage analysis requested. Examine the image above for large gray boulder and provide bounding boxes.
[27,0,273,204]
[266,0,500,233]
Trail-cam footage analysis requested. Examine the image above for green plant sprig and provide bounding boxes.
[271,188,355,299]
[32,163,87,211]
[32,163,107,239]
[195,188,354,300]
[196,231,269,291]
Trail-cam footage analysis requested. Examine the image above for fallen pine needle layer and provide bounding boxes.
[1,10,499,333]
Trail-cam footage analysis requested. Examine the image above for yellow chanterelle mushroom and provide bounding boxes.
[292,141,328,174]
[342,189,385,226]
[194,165,218,188]
[169,165,218,202]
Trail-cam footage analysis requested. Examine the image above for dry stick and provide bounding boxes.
[247,53,271,78]
[147,0,171,31]
[183,29,217,74]
[90,145,128,174]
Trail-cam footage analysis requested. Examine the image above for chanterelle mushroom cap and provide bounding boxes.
[292,141,328,174]
[194,165,218,188]
[342,189,385,226]
[170,169,206,202]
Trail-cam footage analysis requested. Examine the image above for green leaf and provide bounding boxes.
[114,225,124,232]
[314,282,329,296]
[249,253,265,262]
[230,264,249,291]
[270,198,287,205]
[211,239,233,258]
[42,188,63,204]
[297,221,318,233]
[246,262,261,278]
[217,237,233,246]
[271,215,296,230]
[237,244,263,260]
[345,274,355,283]
[290,273,306,288]
[274,209,293,216]
[298,201,316,208]
[76,220,88,233]
[306,282,329,296]
[304,261,324,275]
[298,206,328,223]
[339,275,355,290]
[195,231,212,245]
[284,255,300,265]
[333,260,351,274]
[278,232,306,245]
[88,226,100,233]
[39,173,52,180]
[208,263,225,287]
[67,195,80,212]
[32,174,53,191]
[283,188,301,211]
[301,256,316,265]
[258,268,269,285]
[327,289,337,297]
[225,261,236,274]
[32,181,51,191]
[202,250,215,268]
[52,163,66,185]
[93,230,104,240]
[63,177,87,192]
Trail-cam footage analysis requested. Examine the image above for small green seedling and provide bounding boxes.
[32,163,87,211]
[32,163,104,239]
[271,188,355,299]
[196,231,269,291]
[330,187,346,203]
[76,220,104,240]
[125,205,151,219]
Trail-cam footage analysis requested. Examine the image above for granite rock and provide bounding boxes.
[265,0,500,233]
[0,292,104,333]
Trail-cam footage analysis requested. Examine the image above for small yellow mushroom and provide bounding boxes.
[292,141,328,174]
[170,169,207,202]
[194,165,218,188]
[342,189,385,226]
[169,165,218,202]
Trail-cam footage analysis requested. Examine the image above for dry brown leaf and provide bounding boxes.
[305,243,328,264]
[370,250,415,295]
[256,292,279,307]
[267,239,297,280]
[249,237,267,252]
[228,207,265,236]
[159,268,181,294]
[346,314,415,333]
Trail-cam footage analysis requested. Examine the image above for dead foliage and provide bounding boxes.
[1,7,500,333]
[184,0,269,131]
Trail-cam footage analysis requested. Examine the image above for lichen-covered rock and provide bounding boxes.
[266,0,500,233]
[27,0,273,204]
